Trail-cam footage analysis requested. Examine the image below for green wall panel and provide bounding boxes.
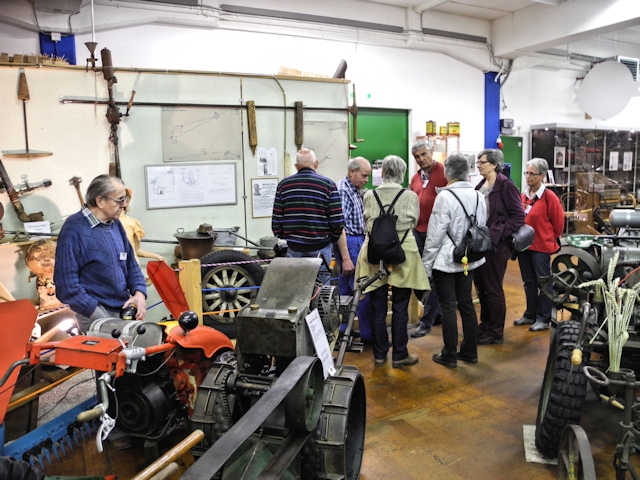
[350,108,409,188]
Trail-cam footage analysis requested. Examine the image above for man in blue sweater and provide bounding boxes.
[272,149,344,283]
[55,174,147,333]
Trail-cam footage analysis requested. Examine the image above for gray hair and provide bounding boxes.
[347,156,368,173]
[444,154,469,182]
[381,155,407,184]
[477,148,504,174]
[411,139,432,155]
[85,174,124,207]
[527,158,549,177]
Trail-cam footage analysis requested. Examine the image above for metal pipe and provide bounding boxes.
[0,359,30,388]
[132,430,205,480]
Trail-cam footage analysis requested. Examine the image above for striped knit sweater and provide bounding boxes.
[54,210,147,318]
[271,167,344,252]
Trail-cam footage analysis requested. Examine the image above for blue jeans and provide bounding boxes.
[286,243,333,284]
[369,285,411,362]
[335,234,371,340]
[518,249,553,324]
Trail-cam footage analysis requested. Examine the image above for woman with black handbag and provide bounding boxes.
[423,154,487,368]
[474,149,526,345]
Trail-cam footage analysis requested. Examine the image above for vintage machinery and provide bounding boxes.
[535,208,640,476]
[1,255,374,480]
[0,261,234,467]
[184,256,378,480]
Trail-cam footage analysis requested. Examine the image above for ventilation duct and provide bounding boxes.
[617,56,639,81]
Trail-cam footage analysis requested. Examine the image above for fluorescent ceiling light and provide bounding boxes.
[414,0,449,14]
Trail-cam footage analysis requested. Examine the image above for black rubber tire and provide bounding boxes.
[535,320,588,458]
[0,457,44,480]
[199,250,265,338]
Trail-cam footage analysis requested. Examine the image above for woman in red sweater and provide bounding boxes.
[513,158,565,332]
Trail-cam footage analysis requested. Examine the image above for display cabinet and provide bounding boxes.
[531,124,640,234]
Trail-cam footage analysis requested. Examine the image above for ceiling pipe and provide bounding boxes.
[414,0,449,14]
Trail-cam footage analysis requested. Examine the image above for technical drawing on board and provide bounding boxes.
[145,163,237,209]
[161,106,243,162]
[304,120,348,182]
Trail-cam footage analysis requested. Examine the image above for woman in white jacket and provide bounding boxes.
[423,154,487,368]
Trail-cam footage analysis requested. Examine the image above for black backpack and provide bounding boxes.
[446,189,492,263]
[367,189,409,265]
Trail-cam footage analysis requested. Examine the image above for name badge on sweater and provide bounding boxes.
[120,252,127,261]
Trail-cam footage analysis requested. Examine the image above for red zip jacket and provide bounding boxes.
[522,188,565,253]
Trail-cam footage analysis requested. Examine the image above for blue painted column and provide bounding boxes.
[484,72,500,149]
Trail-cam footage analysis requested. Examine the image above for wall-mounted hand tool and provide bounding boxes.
[349,84,364,145]
[294,101,304,151]
[0,158,51,223]
[69,176,84,206]
[101,48,136,178]
[2,69,53,158]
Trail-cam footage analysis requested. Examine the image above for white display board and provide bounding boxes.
[145,163,237,209]
[161,106,243,162]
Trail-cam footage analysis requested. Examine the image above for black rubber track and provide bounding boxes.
[535,320,588,457]
[199,249,265,338]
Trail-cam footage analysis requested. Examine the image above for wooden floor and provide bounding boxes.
[347,260,627,480]
[40,261,634,479]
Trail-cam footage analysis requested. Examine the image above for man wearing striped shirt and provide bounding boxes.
[335,157,372,341]
[272,149,345,282]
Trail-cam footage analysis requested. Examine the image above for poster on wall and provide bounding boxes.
[624,151,633,171]
[145,163,236,209]
[371,160,383,186]
[251,178,278,218]
[256,147,277,176]
[609,151,619,171]
[161,106,242,163]
[554,146,566,169]
[460,152,478,177]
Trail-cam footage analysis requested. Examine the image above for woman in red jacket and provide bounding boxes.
[513,158,565,332]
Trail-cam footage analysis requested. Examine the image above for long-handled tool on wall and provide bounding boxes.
[349,84,364,145]
[2,69,53,158]
[101,48,136,178]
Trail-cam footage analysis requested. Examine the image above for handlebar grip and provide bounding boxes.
[77,406,103,423]
[571,348,583,366]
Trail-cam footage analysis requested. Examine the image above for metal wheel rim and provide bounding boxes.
[202,265,258,322]
[552,247,600,285]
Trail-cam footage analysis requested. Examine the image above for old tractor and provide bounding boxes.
[1,255,373,480]
[535,208,640,477]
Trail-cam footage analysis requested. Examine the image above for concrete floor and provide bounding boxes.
[39,261,637,479]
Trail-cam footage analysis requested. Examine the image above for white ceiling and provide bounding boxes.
[363,0,640,61]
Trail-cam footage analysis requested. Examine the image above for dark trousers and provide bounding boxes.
[369,284,411,362]
[475,241,511,339]
[335,234,371,340]
[433,269,478,364]
[518,249,552,324]
[412,229,440,327]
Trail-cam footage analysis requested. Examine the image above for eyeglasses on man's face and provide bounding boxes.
[101,195,128,206]
[524,171,543,177]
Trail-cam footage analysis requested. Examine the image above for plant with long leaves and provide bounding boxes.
[579,252,640,372]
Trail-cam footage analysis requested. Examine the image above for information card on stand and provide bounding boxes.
[305,308,336,379]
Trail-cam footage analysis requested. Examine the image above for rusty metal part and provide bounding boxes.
[69,176,84,206]
[132,429,204,480]
[557,425,596,480]
[294,101,304,150]
[246,100,258,155]
[0,158,45,223]
[349,84,364,144]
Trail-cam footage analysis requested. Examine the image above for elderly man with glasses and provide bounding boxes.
[55,174,147,333]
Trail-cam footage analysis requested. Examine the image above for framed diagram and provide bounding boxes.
[554,146,566,168]
[145,163,237,209]
[460,151,478,176]
[251,177,278,218]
